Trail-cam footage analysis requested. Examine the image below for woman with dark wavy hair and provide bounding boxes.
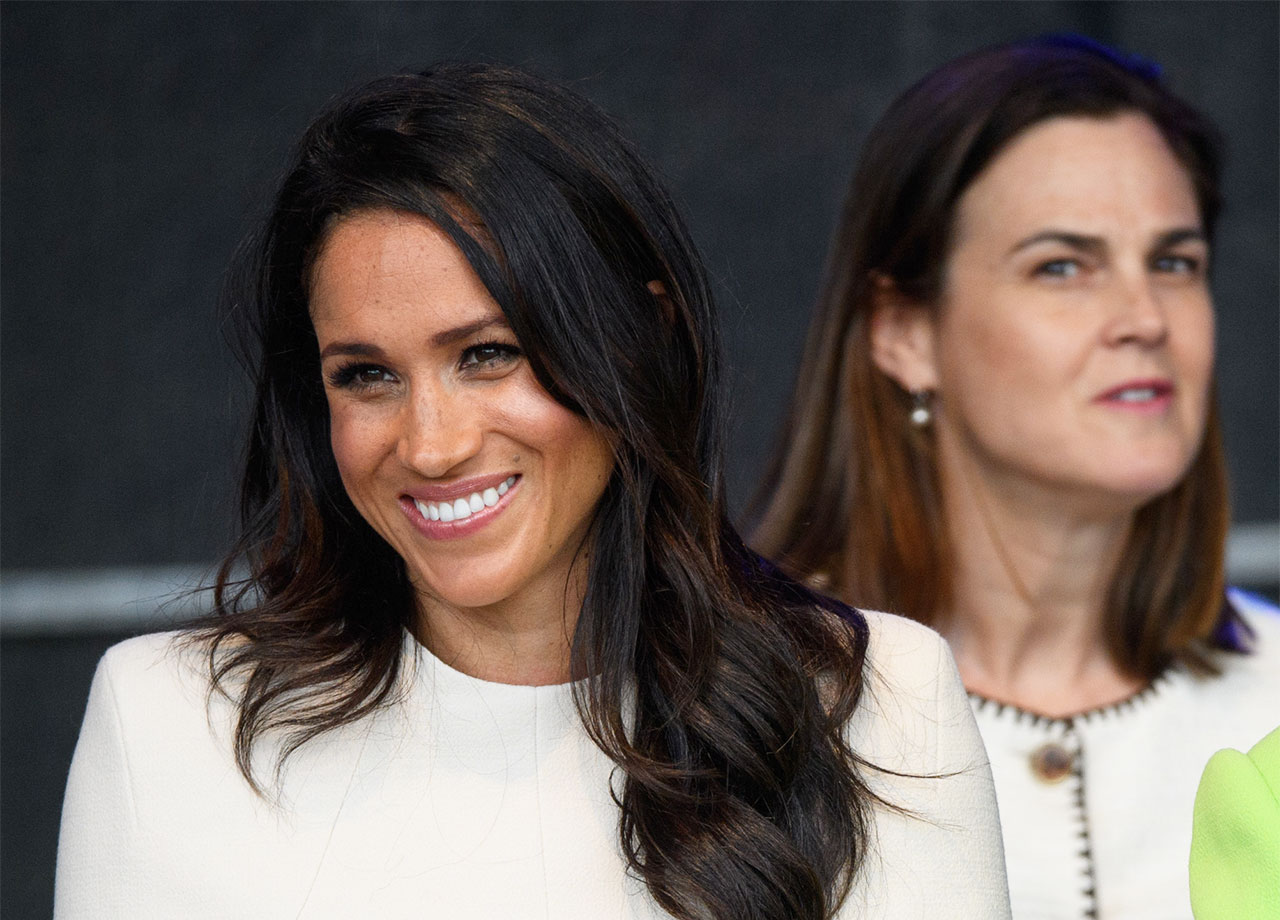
[54,63,1009,919]
[752,35,1280,920]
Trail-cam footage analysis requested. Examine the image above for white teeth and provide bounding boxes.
[414,476,518,524]
[1116,387,1157,402]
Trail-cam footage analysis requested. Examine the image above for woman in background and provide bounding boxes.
[55,63,1009,919]
[753,35,1280,920]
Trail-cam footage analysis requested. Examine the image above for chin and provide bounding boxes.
[1042,450,1194,517]
[1095,435,1199,490]
[409,573,517,613]
[1092,465,1193,511]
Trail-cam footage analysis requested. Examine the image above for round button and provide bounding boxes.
[1029,743,1074,783]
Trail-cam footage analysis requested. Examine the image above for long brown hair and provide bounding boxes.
[197,64,875,920]
[752,35,1242,680]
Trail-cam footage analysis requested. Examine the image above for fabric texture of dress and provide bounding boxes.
[55,609,1011,919]
[1189,721,1280,920]
[972,589,1280,920]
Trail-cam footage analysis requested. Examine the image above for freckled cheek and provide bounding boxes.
[326,406,394,505]
[496,385,584,450]
[511,396,613,495]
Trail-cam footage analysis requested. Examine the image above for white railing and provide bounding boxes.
[2,522,1277,635]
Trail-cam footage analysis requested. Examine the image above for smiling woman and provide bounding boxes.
[52,64,1010,919]
[311,211,616,683]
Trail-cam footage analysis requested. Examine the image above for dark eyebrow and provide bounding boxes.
[1007,230,1106,258]
[1007,227,1208,260]
[1153,227,1207,249]
[431,315,510,347]
[318,314,510,360]
[319,341,386,361]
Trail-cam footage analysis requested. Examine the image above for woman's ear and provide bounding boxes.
[868,274,940,392]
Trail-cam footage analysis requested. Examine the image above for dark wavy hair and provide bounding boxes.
[196,63,873,920]
[752,35,1243,680]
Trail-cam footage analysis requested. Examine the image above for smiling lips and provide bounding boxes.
[402,475,520,539]
[1095,379,1174,412]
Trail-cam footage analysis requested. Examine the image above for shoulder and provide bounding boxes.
[841,612,1012,917]
[1169,589,1280,749]
[92,631,213,711]
[81,631,233,773]
[860,608,954,698]
[848,609,980,773]
[98,630,192,675]
[861,606,949,655]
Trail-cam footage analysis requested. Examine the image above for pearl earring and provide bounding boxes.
[909,390,933,427]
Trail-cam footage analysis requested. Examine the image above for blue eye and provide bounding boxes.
[459,341,521,371]
[326,363,397,390]
[1153,254,1202,275]
[1036,259,1081,279]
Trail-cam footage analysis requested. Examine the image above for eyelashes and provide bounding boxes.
[326,363,394,390]
[459,341,522,370]
[324,340,523,392]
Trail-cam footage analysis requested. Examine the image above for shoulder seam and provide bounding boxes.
[98,650,143,832]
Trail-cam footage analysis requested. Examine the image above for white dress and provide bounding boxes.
[54,609,1011,919]
[972,589,1280,920]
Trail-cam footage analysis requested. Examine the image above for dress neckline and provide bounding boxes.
[966,668,1174,727]
[401,628,582,694]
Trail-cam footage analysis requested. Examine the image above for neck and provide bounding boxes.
[410,573,585,687]
[939,460,1144,717]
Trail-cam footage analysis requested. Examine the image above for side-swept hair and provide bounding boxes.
[752,35,1242,680]
[197,63,873,920]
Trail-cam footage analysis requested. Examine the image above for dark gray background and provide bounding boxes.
[2,3,1276,917]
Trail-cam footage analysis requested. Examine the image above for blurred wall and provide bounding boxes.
[2,3,1276,917]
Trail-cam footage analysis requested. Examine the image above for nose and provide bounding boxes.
[1103,271,1169,348]
[396,385,484,478]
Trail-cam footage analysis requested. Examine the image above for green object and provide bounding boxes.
[1190,724,1280,919]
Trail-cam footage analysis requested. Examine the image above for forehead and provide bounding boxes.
[952,113,1202,245]
[309,209,499,330]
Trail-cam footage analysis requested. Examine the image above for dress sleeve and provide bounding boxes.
[53,648,151,920]
[843,617,1012,918]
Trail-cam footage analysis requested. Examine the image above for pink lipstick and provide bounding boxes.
[1094,379,1174,413]
[400,474,521,540]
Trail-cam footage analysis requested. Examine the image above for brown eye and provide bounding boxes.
[326,363,397,389]
[459,342,521,370]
